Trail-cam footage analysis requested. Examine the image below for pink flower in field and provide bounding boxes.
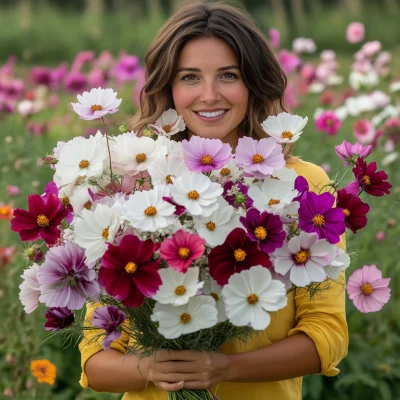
[268,28,280,48]
[346,22,365,44]
[48,93,59,108]
[279,50,301,74]
[6,185,20,196]
[113,55,141,82]
[320,50,336,62]
[300,64,316,83]
[31,67,52,86]
[321,163,330,173]
[319,90,335,106]
[335,140,372,166]
[353,119,375,144]
[50,62,68,88]
[88,68,107,88]
[361,41,382,57]
[347,265,391,313]
[315,110,341,135]
[64,71,87,93]
[160,230,205,273]
[376,231,385,241]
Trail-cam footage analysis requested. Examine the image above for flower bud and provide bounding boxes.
[118,123,129,134]
[25,245,44,263]
[43,155,58,165]
[5,353,17,366]
[142,128,154,137]
[235,193,246,204]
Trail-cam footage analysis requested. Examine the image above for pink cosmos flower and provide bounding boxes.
[19,264,41,314]
[160,230,205,273]
[268,28,280,48]
[6,185,20,196]
[335,140,372,166]
[31,67,52,86]
[353,119,375,144]
[0,246,16,268]
[234,136,285,179]
[113,55,141,82]
[346,22,365,44]
[347,265,391,313]
[315,110,341,135]
[376,231,385,241]
[64,71,87,93]
[361,41,382,57]
[279,50,301,74]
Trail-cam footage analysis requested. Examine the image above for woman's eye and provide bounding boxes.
[182,73,238,82]
[182,74,198,81]
[223,72,237,79]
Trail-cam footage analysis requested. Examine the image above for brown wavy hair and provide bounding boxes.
[130,0,296,159]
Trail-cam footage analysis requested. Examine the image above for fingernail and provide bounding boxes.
[179,381,184,386]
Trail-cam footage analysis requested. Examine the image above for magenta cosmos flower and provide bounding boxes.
[11,194,67,245]
[99,234,162,307]
[113,55,141,82]
[234,137,285,179]
[336,189,370,234]
[353,120,375,144]
[268,28,280,48]
[42,181,73,224]
[298,191,346,244]
[159,230,205,273]
[208,228,272,286]
[223,181,253,210]
[92,305,126,350]
[45,307,75,331]
[335,140,372,167]
[182,136,232,173]
[347,265,391,313]
[240,208,286,253]
[351,157,392,197]
[315,111,341,135]
[38,242,100,310]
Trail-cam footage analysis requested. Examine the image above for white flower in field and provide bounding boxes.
[147,153,188,186]
[148,109,186,136]
[123,185,176,232]
[222,266,287,330]
[17,100,35,117]
[202,277,226,322]
[292,38,316,53]
[248,179,299,217]
[308,82,324,93]
[151,296,218,339]
[266,167,298,185]
[69,185,97,216]
[325,247,350,280]
[326,74,343,86]
[55,136,107,186]
[382,152,398,167]
[261,112,308,144]
[389,80,400,93]
[19,264,41,314]
[74,204,121,264]
[272,231,336,287]
[111,134,165,176]
[193,197,241,247]
[170,172,223,217]
[71,87,121,120]
[152,267,204,306]
[211,159,242,181]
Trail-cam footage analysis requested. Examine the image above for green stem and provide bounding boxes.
[101,116,114,182]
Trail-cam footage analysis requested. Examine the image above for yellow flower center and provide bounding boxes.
[268,199,280,206]
[84,201,92,210]
[295,249,311,264]
[220,167,230,176]
[37,214,49,227]
[102,227,109,240]
[201,155,213,165]
[343,208,351,217]
[136,153,147,163]
[125,262,137,274]
[163,125,171,133]
[187,190,199,200]
[178,247,191,259]
[206,221,216,231]
[326,118,333,126]
[180,312,191,324]
[90,104,103,111]
[61,196,70,207]
[234,248,246,262]
[362,175,371,185]
[166,174,173,184]
[254,226,267,240]
[282,131,293,139]
[79,159,90,169]
[252,154,264,164]
[247,293,259,305]
[210,292,220,301]
[361,283,373,295]
[175,285,186,295]
[313,214,325,226]
[144,206,157,216]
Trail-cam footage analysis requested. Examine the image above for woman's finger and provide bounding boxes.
[182,380,212,390]
[154,380,184,392]
[156,361,199,374]
[156,349,199,362]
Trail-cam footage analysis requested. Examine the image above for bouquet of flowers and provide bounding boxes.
[14,88,392,400]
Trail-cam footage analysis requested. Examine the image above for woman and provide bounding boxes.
[79,1,348,399]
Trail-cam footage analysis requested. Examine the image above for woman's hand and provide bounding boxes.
[144,349,230,392]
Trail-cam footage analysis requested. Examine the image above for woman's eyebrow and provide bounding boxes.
[176,65,240,73]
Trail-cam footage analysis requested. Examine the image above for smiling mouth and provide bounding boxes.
[193,110,229,120]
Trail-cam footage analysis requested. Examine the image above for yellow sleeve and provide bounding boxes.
[286,160,349,377]
[78,302,131,389]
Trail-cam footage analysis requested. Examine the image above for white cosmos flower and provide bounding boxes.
[193,197,241,247]
[325,247,350,279]
[74,204,121,264]
[151,295,218,339]
[147,153,188,186]
[69,185,97,216]
[202,277,226,322]
[272,231,336,287]
[148,109,186,136]
[170,172,223,217]
[152,267,204,306]
[266,167,298,185]
[222,266,287,330]
[261,112,308,144]
[111,134,165,176]
[19,264,41,314]
[211,159,242,181]
[123,185,176,232]
[248,179,299,217]
[55,136,107,186]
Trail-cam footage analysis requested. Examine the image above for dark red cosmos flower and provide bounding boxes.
[11,194,66,245]
[208,227,272,286]
[99,234,162,308]
[336,189,370,234]
[44,307,75,331]
[352,158,392,197]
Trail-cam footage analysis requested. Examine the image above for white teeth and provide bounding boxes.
[198,110,226,118]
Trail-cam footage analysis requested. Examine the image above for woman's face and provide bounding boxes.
[172,36,249,147]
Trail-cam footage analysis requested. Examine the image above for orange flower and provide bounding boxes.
[0,204,13,220]
[30,359,56,385]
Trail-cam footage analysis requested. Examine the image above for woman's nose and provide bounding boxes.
[199,81,221,103]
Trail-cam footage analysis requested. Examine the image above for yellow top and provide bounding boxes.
[79,159,349,400]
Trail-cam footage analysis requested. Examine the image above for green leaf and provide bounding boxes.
[378,381,392,400]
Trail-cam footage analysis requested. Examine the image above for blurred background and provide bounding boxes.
[0,0,399,399]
